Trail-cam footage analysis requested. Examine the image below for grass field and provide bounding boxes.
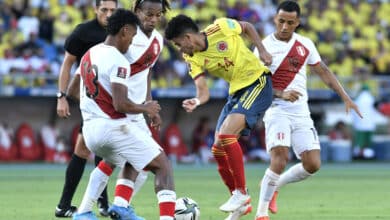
[0,162,389,220]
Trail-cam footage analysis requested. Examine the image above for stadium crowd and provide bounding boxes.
[0,0,389,90]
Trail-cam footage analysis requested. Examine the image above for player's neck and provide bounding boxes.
[140,27,152,38]
[274,32,293,42]
[197,32,208,52]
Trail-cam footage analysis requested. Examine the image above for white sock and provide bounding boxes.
[256,168,280,217]
[131,170,148,203]
[113,179,134,207]
[157,190,176,220]
[78,167,110,213]
[277,163,312,191]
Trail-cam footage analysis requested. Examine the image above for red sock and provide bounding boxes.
[219,134,246,194]
[211,144,235,193]
[114,179,134,206]
[157,190,176,219]
[98,161,113,176]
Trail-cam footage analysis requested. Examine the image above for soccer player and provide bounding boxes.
[253,1,362,220]
[165,15,272,219]
[73,8,176,220]
[55,0,117,217]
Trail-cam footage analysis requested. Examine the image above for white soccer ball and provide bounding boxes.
[174,197,200,220]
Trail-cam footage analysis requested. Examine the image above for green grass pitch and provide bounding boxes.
[0,162,389,220]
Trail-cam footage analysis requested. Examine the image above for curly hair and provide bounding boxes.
[133,0,170,13]
[165,14,199,40]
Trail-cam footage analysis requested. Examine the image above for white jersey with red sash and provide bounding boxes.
[124,26,163,104]
[79,43,132,121]
[255,32,321,116]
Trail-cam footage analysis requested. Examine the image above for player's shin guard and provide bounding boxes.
[218,134,246,194]
[277,163,312,190]
[157,190,176,220]
[78,161,113,213]
[212,144,235,193]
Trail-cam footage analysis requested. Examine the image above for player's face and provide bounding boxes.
[136,1,163,35]
[120,25,138,53]
[172,34,195,56]
[274,9,300,42]
[95,1,117,27]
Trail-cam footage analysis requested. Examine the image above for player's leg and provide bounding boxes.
[212,106,235,193]
[94,155,110,216]
[73,160,115,220]
[255,113,291,219]
[277,121,321,190]
[108,163,145,220]
[217,113,250,213]
[56,133,90,217]
[145,152,176,220]
[222,74,273,214]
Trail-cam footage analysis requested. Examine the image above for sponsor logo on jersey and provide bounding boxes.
[117,67,127,79]
[217,41,228,52]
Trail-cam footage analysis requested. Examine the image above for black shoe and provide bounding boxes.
[97,199,109,217]
[55,205,77,217]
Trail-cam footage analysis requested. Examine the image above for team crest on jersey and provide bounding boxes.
[296,46,306,57]
[217,41,228,52]
[117,67,127,79]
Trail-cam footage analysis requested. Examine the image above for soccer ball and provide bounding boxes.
[174,197,200,220]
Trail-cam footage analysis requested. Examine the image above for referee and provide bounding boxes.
[55,0,117,217]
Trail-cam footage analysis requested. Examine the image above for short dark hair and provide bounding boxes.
[106,9,140,35]
[96,0,118,7]
[165,14,199,40]
[133,0,170,13]
[277,1,300,17]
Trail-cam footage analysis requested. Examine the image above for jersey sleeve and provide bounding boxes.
[110,54,131,86]
[64,24,84,57]
[184,54,203,79]
[215,18,242,36]
[306,39,321,65]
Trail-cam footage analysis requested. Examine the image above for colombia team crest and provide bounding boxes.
[217,41,228,52]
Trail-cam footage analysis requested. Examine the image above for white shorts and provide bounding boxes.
[263,111,320,159]
[83,117,162,171]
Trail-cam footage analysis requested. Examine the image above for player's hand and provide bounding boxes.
[281,90,302,102]
[143,100,161,116]
[344,99,363,118]
[57,98,71,118]
[182,98,199,113]
[149,113,162,130]
[259,50,272,66]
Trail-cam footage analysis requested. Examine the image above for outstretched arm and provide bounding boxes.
[311,62,363,118]
[239,21,272,66]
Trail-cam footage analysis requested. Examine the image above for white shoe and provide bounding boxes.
[219,190,251,212]
[224,203,252,220]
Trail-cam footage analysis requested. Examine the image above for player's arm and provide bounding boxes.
[273,89,302,102]
[238,21,272,66]
[57,51,77,118]
[311,62,363,118]
[182,74,209,113]
[111,82,161,116]
[67,74,80,102]
[146,69,162,130]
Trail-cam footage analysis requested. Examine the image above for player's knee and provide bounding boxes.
[270,147,289,173]
[303,159,321,174]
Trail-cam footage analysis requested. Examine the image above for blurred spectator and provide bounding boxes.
[351,84,376,159]
[17,8,40,41]
[328,121,352,141]
[191,116,214,164]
